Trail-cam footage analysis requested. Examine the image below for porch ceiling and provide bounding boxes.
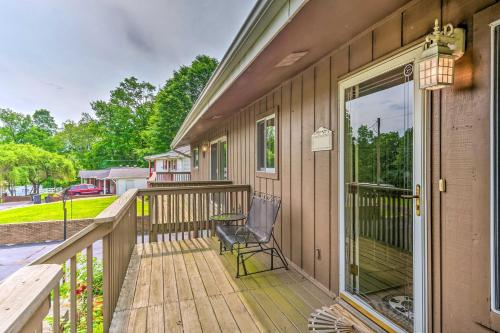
[176,0,410,146]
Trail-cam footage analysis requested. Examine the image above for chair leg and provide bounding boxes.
[272,234,288,270]
[219,240,223,255]
[271,248,274,270]
[236,244,240,278]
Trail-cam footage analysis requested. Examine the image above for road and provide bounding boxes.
[0,201,32,211]
[0,240,103,281]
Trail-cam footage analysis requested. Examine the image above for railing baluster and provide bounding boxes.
[205,192,209,238]
[188,193,192,239]
[141,195,145,244]
[181,193,185,240]
[53,282,60,333]
[87,245,93,332]
[70,255,77,333]
[103,234,111,332]
[161,194,165,242]
[168,194,172,241]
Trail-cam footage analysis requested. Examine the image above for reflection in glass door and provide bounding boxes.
[343,63,416,332]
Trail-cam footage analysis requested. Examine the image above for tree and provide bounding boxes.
[0,143,75,194]
[0,108,60,152]
[56,113,99,169]
[33,109,58,135]
[90,77,156,168]
[0,146,26,195]
[146,55,218,153]
[0,108,32,143]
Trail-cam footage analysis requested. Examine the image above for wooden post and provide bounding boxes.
[70,256,77,333]
[103,235,111,333]
[87,245,93,333]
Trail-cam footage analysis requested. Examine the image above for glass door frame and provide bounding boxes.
[338,45,427,333]
[210,136,228,180]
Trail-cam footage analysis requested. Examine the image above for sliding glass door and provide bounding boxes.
[210,137,227,180]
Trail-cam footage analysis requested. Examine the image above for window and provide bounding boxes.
[492,22,500,312]
[192,147,199,169]
[256,113,276,174]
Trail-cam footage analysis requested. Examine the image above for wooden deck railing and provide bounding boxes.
[0,183,250,333]
[155,171,191,182]
[148,179,232,188]
[346,182,413,252]
[138,184,251,242]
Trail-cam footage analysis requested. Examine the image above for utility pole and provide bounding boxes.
[376,117,381,185]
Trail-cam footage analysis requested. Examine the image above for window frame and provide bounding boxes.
[192,147,199,169]
[210,136,228,180]
[491,19,500,314]
[255,107,279,180]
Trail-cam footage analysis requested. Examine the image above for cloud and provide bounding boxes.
[0,0,256,124]
[43,81,64,91]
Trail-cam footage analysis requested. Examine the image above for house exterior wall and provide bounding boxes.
[189,0,499,331]
[177,157,191,172]
[115,178,147,195]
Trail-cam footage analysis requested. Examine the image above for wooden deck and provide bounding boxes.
[109,237,335,332]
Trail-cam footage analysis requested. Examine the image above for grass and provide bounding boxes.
[0,196,118,224]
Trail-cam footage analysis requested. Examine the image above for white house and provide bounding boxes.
[78,167,149,195]
[144,145,191,182]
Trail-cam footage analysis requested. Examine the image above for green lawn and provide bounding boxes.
[0,196,118,224]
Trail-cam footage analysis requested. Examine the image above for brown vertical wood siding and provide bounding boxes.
[189,0,500,331]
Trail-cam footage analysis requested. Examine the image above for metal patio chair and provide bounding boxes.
[215,192,288,278]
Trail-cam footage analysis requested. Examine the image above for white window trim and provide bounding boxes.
[491,18,500,314]
[338,44,426,333]
[256,113,277,173]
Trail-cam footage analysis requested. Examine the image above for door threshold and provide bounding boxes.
[339,292,409,333]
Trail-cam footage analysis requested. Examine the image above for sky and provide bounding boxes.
[0,0,255,124]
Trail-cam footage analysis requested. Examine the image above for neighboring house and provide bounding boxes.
[144,145,192,182]
[78,167,149,195]
[169,1,500,332]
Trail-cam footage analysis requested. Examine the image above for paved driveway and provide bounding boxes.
[0,240,103,281]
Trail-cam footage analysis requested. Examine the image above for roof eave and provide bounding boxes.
[171,0,308,148]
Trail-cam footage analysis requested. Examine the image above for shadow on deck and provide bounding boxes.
[109,238,335,332]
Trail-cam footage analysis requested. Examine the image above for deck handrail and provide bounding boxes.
[150,170,192,182]
[148,179,231,187]
[0,265,62,333]
[9,182,251,333]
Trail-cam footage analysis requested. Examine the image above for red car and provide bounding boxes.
[67,184,103,196]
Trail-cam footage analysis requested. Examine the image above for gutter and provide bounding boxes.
[171,0,308,148]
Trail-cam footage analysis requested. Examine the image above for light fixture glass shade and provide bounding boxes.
[418,53,454,90]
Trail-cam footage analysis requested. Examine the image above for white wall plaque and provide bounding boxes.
[311,127,333,152]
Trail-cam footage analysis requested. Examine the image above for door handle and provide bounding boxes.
[401,184,421,216]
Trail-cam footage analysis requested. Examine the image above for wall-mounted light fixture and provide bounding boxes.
[201,141,209,157]
[418,19,465,90]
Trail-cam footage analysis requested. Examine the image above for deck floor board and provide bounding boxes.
[110,238,335,332]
